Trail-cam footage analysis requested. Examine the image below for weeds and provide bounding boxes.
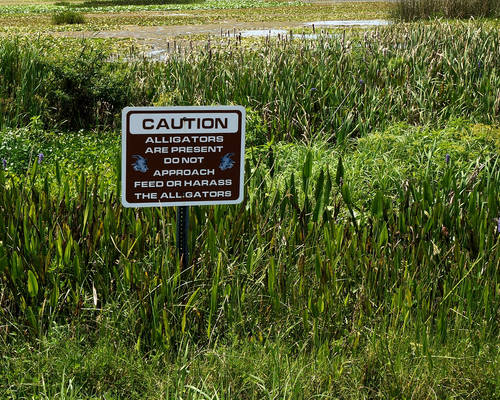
[0,11,499,398]
[0,136,497,349]
[1,328,498,398]
[394,0,500,21]
[51,10,85,25]
[0,38,133,130]
[1,22,499,139]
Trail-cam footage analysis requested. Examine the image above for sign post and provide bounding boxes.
[176,205,189,267]
[121,106,246,267]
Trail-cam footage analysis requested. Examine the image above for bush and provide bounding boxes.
[394,0,500,21]
[45,47,132,130]
[51,10,86,25]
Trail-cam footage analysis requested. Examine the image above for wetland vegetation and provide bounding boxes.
[0,0,499,398]
[394,0,500,21]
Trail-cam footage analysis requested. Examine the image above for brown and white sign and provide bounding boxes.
[121,106,245,207]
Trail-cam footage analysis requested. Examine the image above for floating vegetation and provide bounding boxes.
[0,0,305,15]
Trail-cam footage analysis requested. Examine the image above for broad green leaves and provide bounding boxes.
[27,270,38,297]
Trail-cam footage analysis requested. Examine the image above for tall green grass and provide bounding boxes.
[0,24,499,398]
[2,326,498,398]
[1,21,499,353]
[0,142,498,351]
[0,39,134,130]
[51,10,86,25]
[394,0,500,21]
[1,22,499,141]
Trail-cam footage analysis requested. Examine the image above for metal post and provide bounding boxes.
[176,206,189,269]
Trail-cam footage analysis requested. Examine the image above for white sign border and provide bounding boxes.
[121,105,246,208]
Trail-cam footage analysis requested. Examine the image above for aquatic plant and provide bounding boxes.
[51,10,86,25]
[394,0,500,21]
[1,22,499,141]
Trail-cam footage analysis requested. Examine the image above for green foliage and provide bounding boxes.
[51,10,86,25]
[394,0,500,21]
[46,47,131,130]
[0,137,497,350]
[1,328,499,398]
[0,38,134,130]
[244,107,269,146]
[0,0,304,16]
[0,13,499,397]
[0,122,119,175]
[1,22,500,138]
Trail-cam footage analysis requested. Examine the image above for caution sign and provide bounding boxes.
[121,106,245,207]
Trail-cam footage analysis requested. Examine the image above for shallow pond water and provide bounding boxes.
[240,29,288,37]
[240,20,389,38]
[240,29,336,39]
[304,19,390,27]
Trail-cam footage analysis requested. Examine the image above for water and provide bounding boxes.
[147,49,167,57]
[305,20,390,27]
[144,49,168,60]
[240,29,335,39]
[239,29,288,38]
[240,19,389,38]
[139,19,391,58]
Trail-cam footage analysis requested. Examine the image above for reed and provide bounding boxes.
[1,22,499,141]
[0,144,497,350]
[51,10,85,25]
[0,18,499,397]
[394,0,500,21]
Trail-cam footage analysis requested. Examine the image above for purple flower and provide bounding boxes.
[359,79,365,85]
[478,61,483,78]
[497,218,500,234]
[311,87,317,92]
[445,154,450,164]
[2,158,6,169]
[38,153,44,164]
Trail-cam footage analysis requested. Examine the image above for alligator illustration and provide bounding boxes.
[132,155,148,173]
[219,153,235,171]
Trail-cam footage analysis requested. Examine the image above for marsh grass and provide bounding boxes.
[78,0,201,6]
[51,10,85,24]
[1,22,499,139]
[2,325,498,398]
[394,0,500,20]
[0,17,499,399]
[0,38,133,130]
[0,119,498,347]
[0,123,498,398]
